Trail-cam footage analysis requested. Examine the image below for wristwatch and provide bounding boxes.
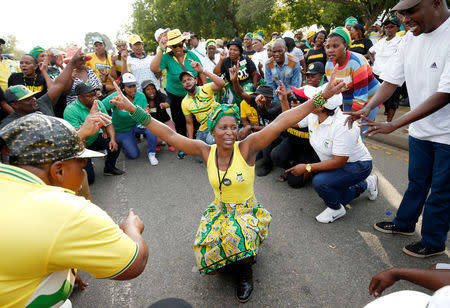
[306,164,312,173]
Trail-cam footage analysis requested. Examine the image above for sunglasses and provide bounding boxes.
[169,43,184,49]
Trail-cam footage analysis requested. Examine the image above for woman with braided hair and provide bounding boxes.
[108,68,344,303]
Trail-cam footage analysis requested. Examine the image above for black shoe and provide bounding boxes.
[177,151,186,159]
[373,221,415,235]
[236,263,253,303]
[256,163,273,177]
[104,167,125,176]
[403,241,445,258]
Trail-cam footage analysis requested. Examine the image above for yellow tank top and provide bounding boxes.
[207,142,255,203]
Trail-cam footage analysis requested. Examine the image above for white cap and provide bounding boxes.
[120,73,137,86]
[155,28,170,42]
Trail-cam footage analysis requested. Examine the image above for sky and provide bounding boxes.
[1,0,135,52]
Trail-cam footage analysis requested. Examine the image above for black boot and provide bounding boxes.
[236,263,253,303]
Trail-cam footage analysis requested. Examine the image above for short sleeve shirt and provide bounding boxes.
[240,98,259,126]
[349,38,373,55]
[159,51,201,97]
[220,55,256,84]
[63,98,109,146]
[298,108,372,162]
[8,72,47,99]
[102,91,148,133]
[85,53,114,85]
[0,163,138,307]
[181,83,219,131]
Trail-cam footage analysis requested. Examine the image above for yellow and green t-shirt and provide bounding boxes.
[240,98,259,126]
[181,83,219,131]
[85,53,114,85]
[0,163,138,308]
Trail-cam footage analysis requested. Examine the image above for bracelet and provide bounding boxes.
[312,91,327,108]
[131,106,152,126]
[158,47,165,52]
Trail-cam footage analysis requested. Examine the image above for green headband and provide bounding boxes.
[207,104,240,133]
[345,16,358,28]
[252,34,264,43]
[29,46,45,58]
[332,27,351,46]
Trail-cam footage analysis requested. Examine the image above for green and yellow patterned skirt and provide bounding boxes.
[194,196,272,274]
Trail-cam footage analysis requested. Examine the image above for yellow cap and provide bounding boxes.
[306,30,316,39]
[129,34,143,45]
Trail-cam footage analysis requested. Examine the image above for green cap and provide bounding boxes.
[4,85,39,103]
[29,46,45,58]
[332,27,351,46]
[92,36,104,44]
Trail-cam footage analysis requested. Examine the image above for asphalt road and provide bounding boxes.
[70,139,449,308]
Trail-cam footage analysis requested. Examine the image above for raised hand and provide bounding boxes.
[220,50,227,61]
[188,59,203,73]
[275,80,289,100]
[120,208,145,234]
[343,108,371,129]
[78,100,112,140]
[109,81,136,113]
[39,54,49,72]
[322,64,345,100]
[359,116,396,136]
[69,47,88,66]
[159,35,168,50]
[229,61,239,81]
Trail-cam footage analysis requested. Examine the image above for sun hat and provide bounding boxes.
[167,29,189,47]
[4,85,39,103]
[0,113,104,165]
[227,37,243,54]
[129,34,143,45]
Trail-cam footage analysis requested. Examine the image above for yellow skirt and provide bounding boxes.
[193,196,272,274]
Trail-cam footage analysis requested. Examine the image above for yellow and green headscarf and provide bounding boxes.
[331,27,351,46]
[205,39,217,48]
[207,104,240,133]
[252,34,264,43]
[245,32,253,39]
[345,16,358,28]
[29,46,45,59]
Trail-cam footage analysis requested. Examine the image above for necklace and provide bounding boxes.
[215,147,234,202]
[23,73,37,88]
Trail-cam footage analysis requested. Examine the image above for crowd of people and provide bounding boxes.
[0,0,449,306]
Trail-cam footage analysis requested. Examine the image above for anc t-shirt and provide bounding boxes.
[63,99,109,146]
[159,51,201,97]
[85,53,114,85]
[220,55,256,84]
[102,91,147,133]
[305,47,327,66]
[0,163,138,308]
[8,72,47,99]
[240,98,259,126]
[349,38,373,56]
[181,83,219,131]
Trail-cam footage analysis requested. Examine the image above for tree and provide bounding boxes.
[84,32,114,54]
[1,34,26,59]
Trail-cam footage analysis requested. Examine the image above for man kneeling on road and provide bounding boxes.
[64,82,124,184]
[180,60,225,161]
[0,114,148,307]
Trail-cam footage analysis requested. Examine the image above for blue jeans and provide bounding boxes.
[116,125,157,159]
[342,104,380,139]
[394,136,450,250]
[85,134,121,184]
[312,161,372,209]
[194,129,215,162]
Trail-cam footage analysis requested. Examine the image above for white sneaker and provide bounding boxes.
[148,152,158,165]
[366,174,378,201]
[315,205,346,223]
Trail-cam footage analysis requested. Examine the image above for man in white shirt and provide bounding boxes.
[346,0,450,258]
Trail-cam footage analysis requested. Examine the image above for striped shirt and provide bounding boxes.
[325,51,379,110]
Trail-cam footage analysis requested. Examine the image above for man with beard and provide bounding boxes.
[180,60,225,154]
[346,0,450,258]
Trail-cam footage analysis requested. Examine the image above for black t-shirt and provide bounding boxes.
[8,72,48,99]
[220,55,256,84]
[300,44,312,55]
[248,93,282,126]
[349,38,373,55]
[305,47,327,66]
[243,50,256,58]
[147,91,171,123]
